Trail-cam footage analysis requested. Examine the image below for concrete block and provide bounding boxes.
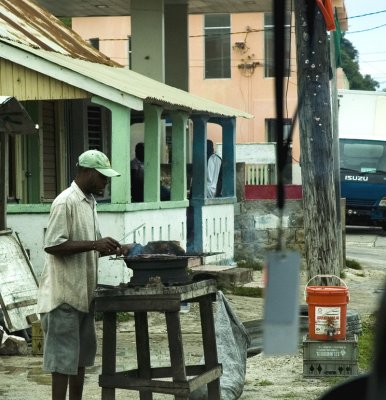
[0,335,28,355]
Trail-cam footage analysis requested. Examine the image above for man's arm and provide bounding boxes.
[45,237,123,257]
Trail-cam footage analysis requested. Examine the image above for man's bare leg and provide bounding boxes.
[69,367,85,400]
[52,372,68,400]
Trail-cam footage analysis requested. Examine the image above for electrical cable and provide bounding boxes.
[273,0,287,250]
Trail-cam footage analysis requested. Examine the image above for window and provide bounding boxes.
[87,106,104,151]
[204,14,231,79]
[266,118,293,183]
[42,101,59,200]
[127,36,132,69]
[266,118,293,142]
[264,12,291,78]
[89,37,100,50]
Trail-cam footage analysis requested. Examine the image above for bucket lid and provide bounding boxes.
[307,285,348,294]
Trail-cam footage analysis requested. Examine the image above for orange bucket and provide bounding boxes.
[305,275,349,341]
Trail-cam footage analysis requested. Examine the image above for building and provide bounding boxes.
[69,1,348,184]
[1,0,251,285]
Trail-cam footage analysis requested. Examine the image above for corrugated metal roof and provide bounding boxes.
[0,0,118,65]
[0,38,252,118]
[0,0,252,118]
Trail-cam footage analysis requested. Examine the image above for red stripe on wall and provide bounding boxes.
[245,185,303,200]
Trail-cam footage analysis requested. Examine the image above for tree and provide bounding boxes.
[340,36,379,90]
[294,0,341,282]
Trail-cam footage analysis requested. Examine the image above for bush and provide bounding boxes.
[232,286,263,298]
[346,259,363,270]
[358,314,376,370]
[237,259,263,271]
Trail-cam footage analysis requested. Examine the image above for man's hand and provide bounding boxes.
[95,237,121,255]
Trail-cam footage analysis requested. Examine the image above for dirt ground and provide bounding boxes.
[0,264,384,400]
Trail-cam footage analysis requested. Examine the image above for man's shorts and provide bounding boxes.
[40,303,97,375]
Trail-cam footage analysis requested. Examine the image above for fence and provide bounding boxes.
[245,163,276,185]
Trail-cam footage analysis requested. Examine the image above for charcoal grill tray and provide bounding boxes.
[123,254,192,285]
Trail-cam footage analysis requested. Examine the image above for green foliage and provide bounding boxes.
[237,259,263,271]
[282,393,298,399]
[341,36,379,90]
[117,312,134,322]
[258,379,274,386]
[358,314,376,370]
[232,286,263,297]
[59,17,72,28]
[345,259,363,270]
[95,312,133,322]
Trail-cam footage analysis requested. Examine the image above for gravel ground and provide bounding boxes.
[0,265,384,400]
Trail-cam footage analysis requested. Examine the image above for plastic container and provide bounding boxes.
[31,320,44,355]
[303,334,358,361]
[305,275,349,341]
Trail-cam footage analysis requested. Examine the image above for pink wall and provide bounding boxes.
[72,17,132,67]
[188,13,300,165]
[71,13,317,180]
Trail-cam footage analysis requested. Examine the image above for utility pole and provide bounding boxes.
[294,0,340,282]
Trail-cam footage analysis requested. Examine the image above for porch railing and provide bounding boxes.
[245,163,276,185]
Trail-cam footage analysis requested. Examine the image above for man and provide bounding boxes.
[130,142,170,202]
[36,149,132,400]
[130,142,144,202]
[206,139,223,198]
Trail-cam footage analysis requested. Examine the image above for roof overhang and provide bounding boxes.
[34,0,347,30]
[34,0,275,17]
[0,96,36,135]
[0,39,252,119]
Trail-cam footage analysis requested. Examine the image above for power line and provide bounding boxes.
[343,9,386,20]
[361,50,386,55]
[346,23,386,34]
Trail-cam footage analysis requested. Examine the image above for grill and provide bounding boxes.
[123,254,192,286]
[346,199,376,207]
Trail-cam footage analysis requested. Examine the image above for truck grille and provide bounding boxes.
[346,199,376,208]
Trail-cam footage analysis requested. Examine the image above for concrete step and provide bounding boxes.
[189,264,254,288]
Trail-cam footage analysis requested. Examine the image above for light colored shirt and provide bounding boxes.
[36,181,101,314]
[130,157,143,172]
[207,153,222,198]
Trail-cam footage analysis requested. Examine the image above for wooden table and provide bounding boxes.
[94,279,222,400]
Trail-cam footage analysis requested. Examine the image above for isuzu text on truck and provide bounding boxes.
[339,89,386,229]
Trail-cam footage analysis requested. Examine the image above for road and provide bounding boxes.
[0,225,384,400]
[345,226,386,270]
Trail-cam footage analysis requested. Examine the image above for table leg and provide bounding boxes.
[199,298,221,399]
[135,312,152,400]
[101,312,117,400]
[165,311,188,400]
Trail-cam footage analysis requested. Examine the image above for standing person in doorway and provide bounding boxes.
[206,139,222,198]
[36,149,133,400]
[130,142,145,202]
[130,142,170,202]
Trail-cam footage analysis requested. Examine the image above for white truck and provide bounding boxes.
[338,89,386,228]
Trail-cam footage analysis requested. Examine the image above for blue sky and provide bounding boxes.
[343,1,386,90]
